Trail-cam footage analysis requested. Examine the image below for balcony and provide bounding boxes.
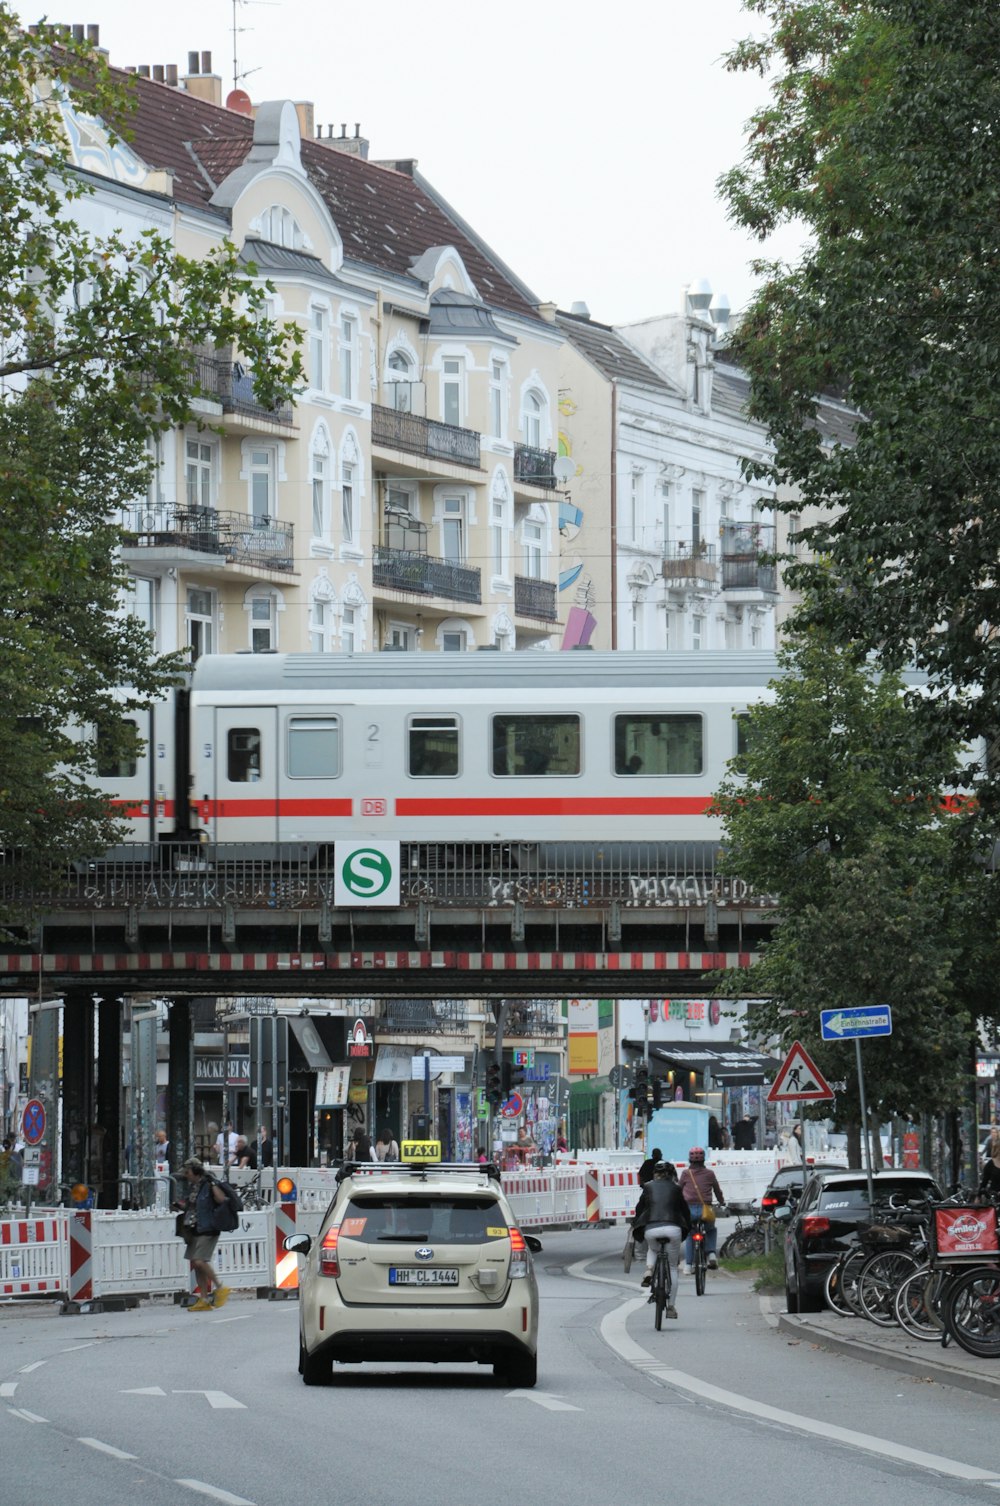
[514,443,557,490]
[485,1000,563,1039]
[514,575,558,621]
[720,521,778,595]
[192,349,294,427]
[662,542,718,587]
[121,503,295,573]
[373,544,481,604]
[372,404,480,469]
[377,999,469,1035]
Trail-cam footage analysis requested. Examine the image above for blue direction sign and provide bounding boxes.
[22,1098,46,1145]
[820,1007,893,1041]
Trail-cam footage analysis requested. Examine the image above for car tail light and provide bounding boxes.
[761,1194,780,1211]
[320,1226,340,1277]
[509,1226,529,1279]
[801,1216,830,1239]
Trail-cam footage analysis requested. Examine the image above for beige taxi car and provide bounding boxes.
[285,1150,540,1387]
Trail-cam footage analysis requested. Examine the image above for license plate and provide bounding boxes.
[389,1267,459,1286]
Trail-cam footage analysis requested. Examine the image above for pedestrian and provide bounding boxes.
[347,1130,376,1163]
[679,1147,725,1273]
[708,1115,724,1151]
[979,1131,1000,1196]
[638,1146,663,1187]
[375,1127,400,1162]
[214,1120,238,1170]
[732,1115,757,1151]
[476,1146,488,1164]
[154,1129,170,1163]
[256,1125,274,1168]
[173,1157,231,1311]
[235,1135,257,1170]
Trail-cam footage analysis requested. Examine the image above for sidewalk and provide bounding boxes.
[775,1300,1000,1400]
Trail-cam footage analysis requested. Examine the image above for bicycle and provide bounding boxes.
[719,1202,763,1260]
[690,1217,710,1296]
[648,1234,676,1330]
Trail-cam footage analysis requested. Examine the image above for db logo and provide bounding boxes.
[341,847,393,897]
[361,798,387,816]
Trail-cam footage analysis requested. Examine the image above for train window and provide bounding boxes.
[95,719,138,779]
[227,727,262,783]
[491,714,581,777]
[288,717,341,778]
[733,712,751,773]
[408,716,460,777]
[613,714,702,776]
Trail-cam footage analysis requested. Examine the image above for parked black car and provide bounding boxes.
[760,1162,844,1213]
[782,1168,942,1313]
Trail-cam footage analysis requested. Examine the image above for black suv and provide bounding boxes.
[783,1168,941,1312]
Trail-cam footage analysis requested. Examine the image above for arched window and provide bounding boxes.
[339,432,364,553]
[387,349,414,412]
[311,427,331,543]
[309,573,336,653]
[523,389,544,449]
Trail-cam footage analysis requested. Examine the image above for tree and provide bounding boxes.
[711,631,990,1148]
[719,1,1000,801]
[0,15,302,898]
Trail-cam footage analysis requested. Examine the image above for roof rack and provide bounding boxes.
[336,1159,502,1186]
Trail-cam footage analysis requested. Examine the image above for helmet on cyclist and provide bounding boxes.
[653,1159,672,1176]
[688,1146,705,1163]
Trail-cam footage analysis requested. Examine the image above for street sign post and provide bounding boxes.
[819,1005,893,1208]
[820,1007,893,1041]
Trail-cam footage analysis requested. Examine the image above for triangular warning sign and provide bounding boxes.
[767,1040,834,1103]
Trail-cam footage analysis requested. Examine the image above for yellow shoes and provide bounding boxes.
[187,1296,213,1311]
[212,1286,231,1309]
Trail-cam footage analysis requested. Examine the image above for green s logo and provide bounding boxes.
[341,847,393,898]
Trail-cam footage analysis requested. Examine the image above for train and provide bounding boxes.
[94,651,781,862]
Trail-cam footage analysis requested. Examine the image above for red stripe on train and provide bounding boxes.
[395,797,712,816]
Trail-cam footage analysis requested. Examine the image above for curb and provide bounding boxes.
[776,1309,1000,1402]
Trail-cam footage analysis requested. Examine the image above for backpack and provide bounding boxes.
[211,1180,243,1233]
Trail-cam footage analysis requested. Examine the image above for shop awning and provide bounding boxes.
[623,1039,780,1087]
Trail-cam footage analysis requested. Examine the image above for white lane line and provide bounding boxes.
[79,1437,138,1461]
[600,1298,1000,1485]
[120,1387,167,1396]
[173,1389,246,1410]
[506,1388,581,1411]
[211,1314,252,1324]
[175,1481,255,1505]
[18,1361,45,1373]
[60,1342,99,1352]
[8,1407,48,1423]
[0,1382,17,1397]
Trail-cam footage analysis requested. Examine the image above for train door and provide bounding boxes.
[210,706,279,845]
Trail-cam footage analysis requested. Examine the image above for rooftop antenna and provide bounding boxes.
[230,0,275,94]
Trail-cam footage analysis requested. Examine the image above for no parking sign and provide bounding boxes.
[22,1098,46,1145]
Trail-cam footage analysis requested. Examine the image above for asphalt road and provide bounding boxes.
[3,1225,1000,1506]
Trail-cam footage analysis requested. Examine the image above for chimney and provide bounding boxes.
[137,65,150,78]
[293,101,315,142]
[153,64,164,83]
[165,63,178,87]
[183,48,222,106]
[86,24,100,47]
[72,23,84,42]
[569,301,591,320]
[318,121,370,160]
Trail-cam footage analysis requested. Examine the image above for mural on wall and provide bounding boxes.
[555,407,599,649]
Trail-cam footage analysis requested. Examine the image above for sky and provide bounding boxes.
[28,0,806,325]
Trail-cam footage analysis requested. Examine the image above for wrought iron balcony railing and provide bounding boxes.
[514,443,557,490]
[121,503,295,573]
[377,999,469,1035]
[373,544,481,604]
[372,404,480,468]
[720,521,777,593]
[192,350,294,426]
[514,575,558,621]
[662,542,718,585]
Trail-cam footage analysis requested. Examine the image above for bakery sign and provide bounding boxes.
[347,1017,374,1058]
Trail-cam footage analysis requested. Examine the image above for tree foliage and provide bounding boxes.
[712,631,990,1127]
[0,13,302,889]
[719,0,1000,801]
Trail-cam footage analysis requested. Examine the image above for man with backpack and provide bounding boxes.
[173,1157,238,1310]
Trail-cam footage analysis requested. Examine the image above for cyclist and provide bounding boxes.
[679,1147,725,1274]
[632,1159,691,1317]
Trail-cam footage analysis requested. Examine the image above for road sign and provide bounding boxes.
[22,1098,46,1145]
[767,1041,834,1103]
[411,1054,466,1078]
[608,1064,634,1089]
[500,1092,524,1118]
[334,840,400,906]
[820,1006,893,1041]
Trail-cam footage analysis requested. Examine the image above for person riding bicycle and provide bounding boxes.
[679,1147,725,1273]
[632,1159,691,1317]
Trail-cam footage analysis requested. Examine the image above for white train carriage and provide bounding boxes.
[183,651,780,855]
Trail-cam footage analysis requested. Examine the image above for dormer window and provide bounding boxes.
[260,206,303,249]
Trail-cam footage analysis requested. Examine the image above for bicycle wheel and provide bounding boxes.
[695,1248,706,1296]
[894,1266,944,1342]
[654,1255,667,1330]
[943,1265,1000,1359]
[824,1248,866,1316]
[857,1249,920,1327]
[720,1231,752,1260]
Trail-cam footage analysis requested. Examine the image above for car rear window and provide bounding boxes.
[817,1179,937,1212]
[340,1195,505,1244]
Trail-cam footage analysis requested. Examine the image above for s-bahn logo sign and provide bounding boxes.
[335,841,400,907]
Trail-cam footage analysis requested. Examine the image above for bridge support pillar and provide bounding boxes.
[168,998,194,1171]
[95,995,123,1208]
[61,990,94,1196]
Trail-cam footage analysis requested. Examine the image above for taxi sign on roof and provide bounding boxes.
[401,1139,442,1163]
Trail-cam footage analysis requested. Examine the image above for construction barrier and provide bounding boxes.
[68,1211,94,1304]
[273,1200,299,1292]
[1,1214,68,1297]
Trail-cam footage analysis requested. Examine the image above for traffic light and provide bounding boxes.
[486,1061,502,1108]
[634,1061,649,1113]
[503,1060,526,1098]
[651,1077,664,1109]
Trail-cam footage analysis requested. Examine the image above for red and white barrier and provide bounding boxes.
[1,1215,67,1296]
[273,1201,298,1291]
[68,1211,94,1303]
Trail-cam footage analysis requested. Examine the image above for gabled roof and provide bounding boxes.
[713,347,858,446]
[119,71,543,324]
[556,310,677,395]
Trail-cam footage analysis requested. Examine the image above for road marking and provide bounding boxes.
[506,1389,581,1411]
[175,1481,255,1505]
[60,1342,99,1352]
[8,1407,48,1423]
[18,1361,45,1372]
[121,1387,167,1396]
[211,1314,252,1324]
[0,1382,17,1397]
[79,1437,137,1460]
[600,1298,1000,1485]
[173,1389,246,1410]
